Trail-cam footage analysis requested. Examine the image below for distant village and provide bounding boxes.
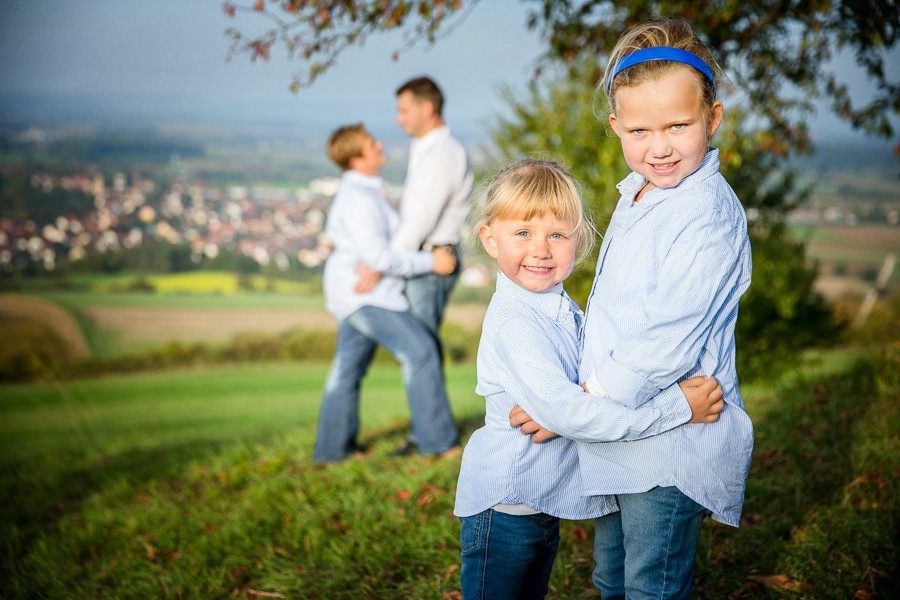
[0,169,397,276]
[1,156,895,282]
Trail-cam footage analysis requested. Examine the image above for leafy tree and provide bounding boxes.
[0,168,95,223]
[224,0,473,91]
[224,0,900,149]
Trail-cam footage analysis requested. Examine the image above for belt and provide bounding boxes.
[421,242,458,251]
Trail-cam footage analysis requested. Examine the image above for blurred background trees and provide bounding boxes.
[225,0,899,377]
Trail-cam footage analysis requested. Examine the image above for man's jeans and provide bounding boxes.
[403,258,459,448]
[593,486,709,600]
[313,306,458,463]
[404,256,460,338]
[459,509,560,600]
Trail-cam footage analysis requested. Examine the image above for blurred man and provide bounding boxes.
[358,76,472,456]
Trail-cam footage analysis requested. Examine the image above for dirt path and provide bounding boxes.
[87,304,487,345]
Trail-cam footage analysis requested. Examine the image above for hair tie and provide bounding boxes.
[607,47,716,93]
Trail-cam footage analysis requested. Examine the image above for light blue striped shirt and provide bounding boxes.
[454,273,694,520]
[323,170,434,320]
[575,149,753,526]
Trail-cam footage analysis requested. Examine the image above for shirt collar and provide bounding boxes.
[342,169,384,190]
[495,272,569,322]
[411,125,451,153]
[616,148,721,204]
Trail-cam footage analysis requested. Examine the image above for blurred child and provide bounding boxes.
[455,158,724,599]
[313,124,458,464]
[510,19,754,599]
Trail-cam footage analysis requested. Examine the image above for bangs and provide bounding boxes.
[488,170,582,232]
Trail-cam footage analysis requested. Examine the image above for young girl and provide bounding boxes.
[510,19,754,599]
[454,158,725,599]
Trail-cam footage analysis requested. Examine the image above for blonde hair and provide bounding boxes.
[474,158,597,263]
[327,123,369,171]
[600,18,722,122]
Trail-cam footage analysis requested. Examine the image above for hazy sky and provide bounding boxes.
[1,0,895,145]
[0,0,545,142]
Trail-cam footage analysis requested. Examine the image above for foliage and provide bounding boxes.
[485,60,626,304]
[0,317,73,382]
[736,223,843,378]
[224,0,900,148]
[0,166,95,222]
[223,0,472,91]
[694,344,899,598]
[0,294,89,382]
[0,235,324,283]
[2,346,897,597]
[713,107,845,377]
[525,0,900,149]
[844,288,900,345]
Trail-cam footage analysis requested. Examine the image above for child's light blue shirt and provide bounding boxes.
[454,273,694,520]
[575,148,753,526]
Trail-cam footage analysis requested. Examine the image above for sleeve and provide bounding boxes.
[350,196,434,277]
[586,209,747,410]
[494,317,692,443]
[390,151,456,251]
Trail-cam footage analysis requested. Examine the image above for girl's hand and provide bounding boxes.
[509,404,559,443]
[680,376,724,423]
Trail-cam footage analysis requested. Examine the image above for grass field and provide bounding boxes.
[2,347,897,598]
[2,270,898,597]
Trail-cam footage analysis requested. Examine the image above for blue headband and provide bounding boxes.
[607,47,716,93]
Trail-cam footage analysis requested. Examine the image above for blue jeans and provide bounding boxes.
[404,254,460,337]
[459,509,560,600]
[404,257,459,447]
[593,486,709,600]
[313,306,458,463]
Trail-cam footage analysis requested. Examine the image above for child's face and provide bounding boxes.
[350,135,386,175]
[479,213,578,293]
[609,67,723,195]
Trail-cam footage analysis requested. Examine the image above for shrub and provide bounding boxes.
[0,294,89,382]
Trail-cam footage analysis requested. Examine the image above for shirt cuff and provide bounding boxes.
[652,384,693,427]
[412,251,435,276]
[592,353,659,407]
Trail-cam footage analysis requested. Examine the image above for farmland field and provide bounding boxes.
[69,297,486,349]
[801,225,899,269]
[16,272,489,354]
[791,224,900,299]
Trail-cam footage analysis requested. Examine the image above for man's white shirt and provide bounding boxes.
[391,125,473,251]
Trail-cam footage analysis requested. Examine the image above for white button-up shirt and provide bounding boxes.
[391,125,473,251]
[323,170,434,320]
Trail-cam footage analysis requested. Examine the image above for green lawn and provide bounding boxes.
[2,350,897,598]
[0,362,482,464]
